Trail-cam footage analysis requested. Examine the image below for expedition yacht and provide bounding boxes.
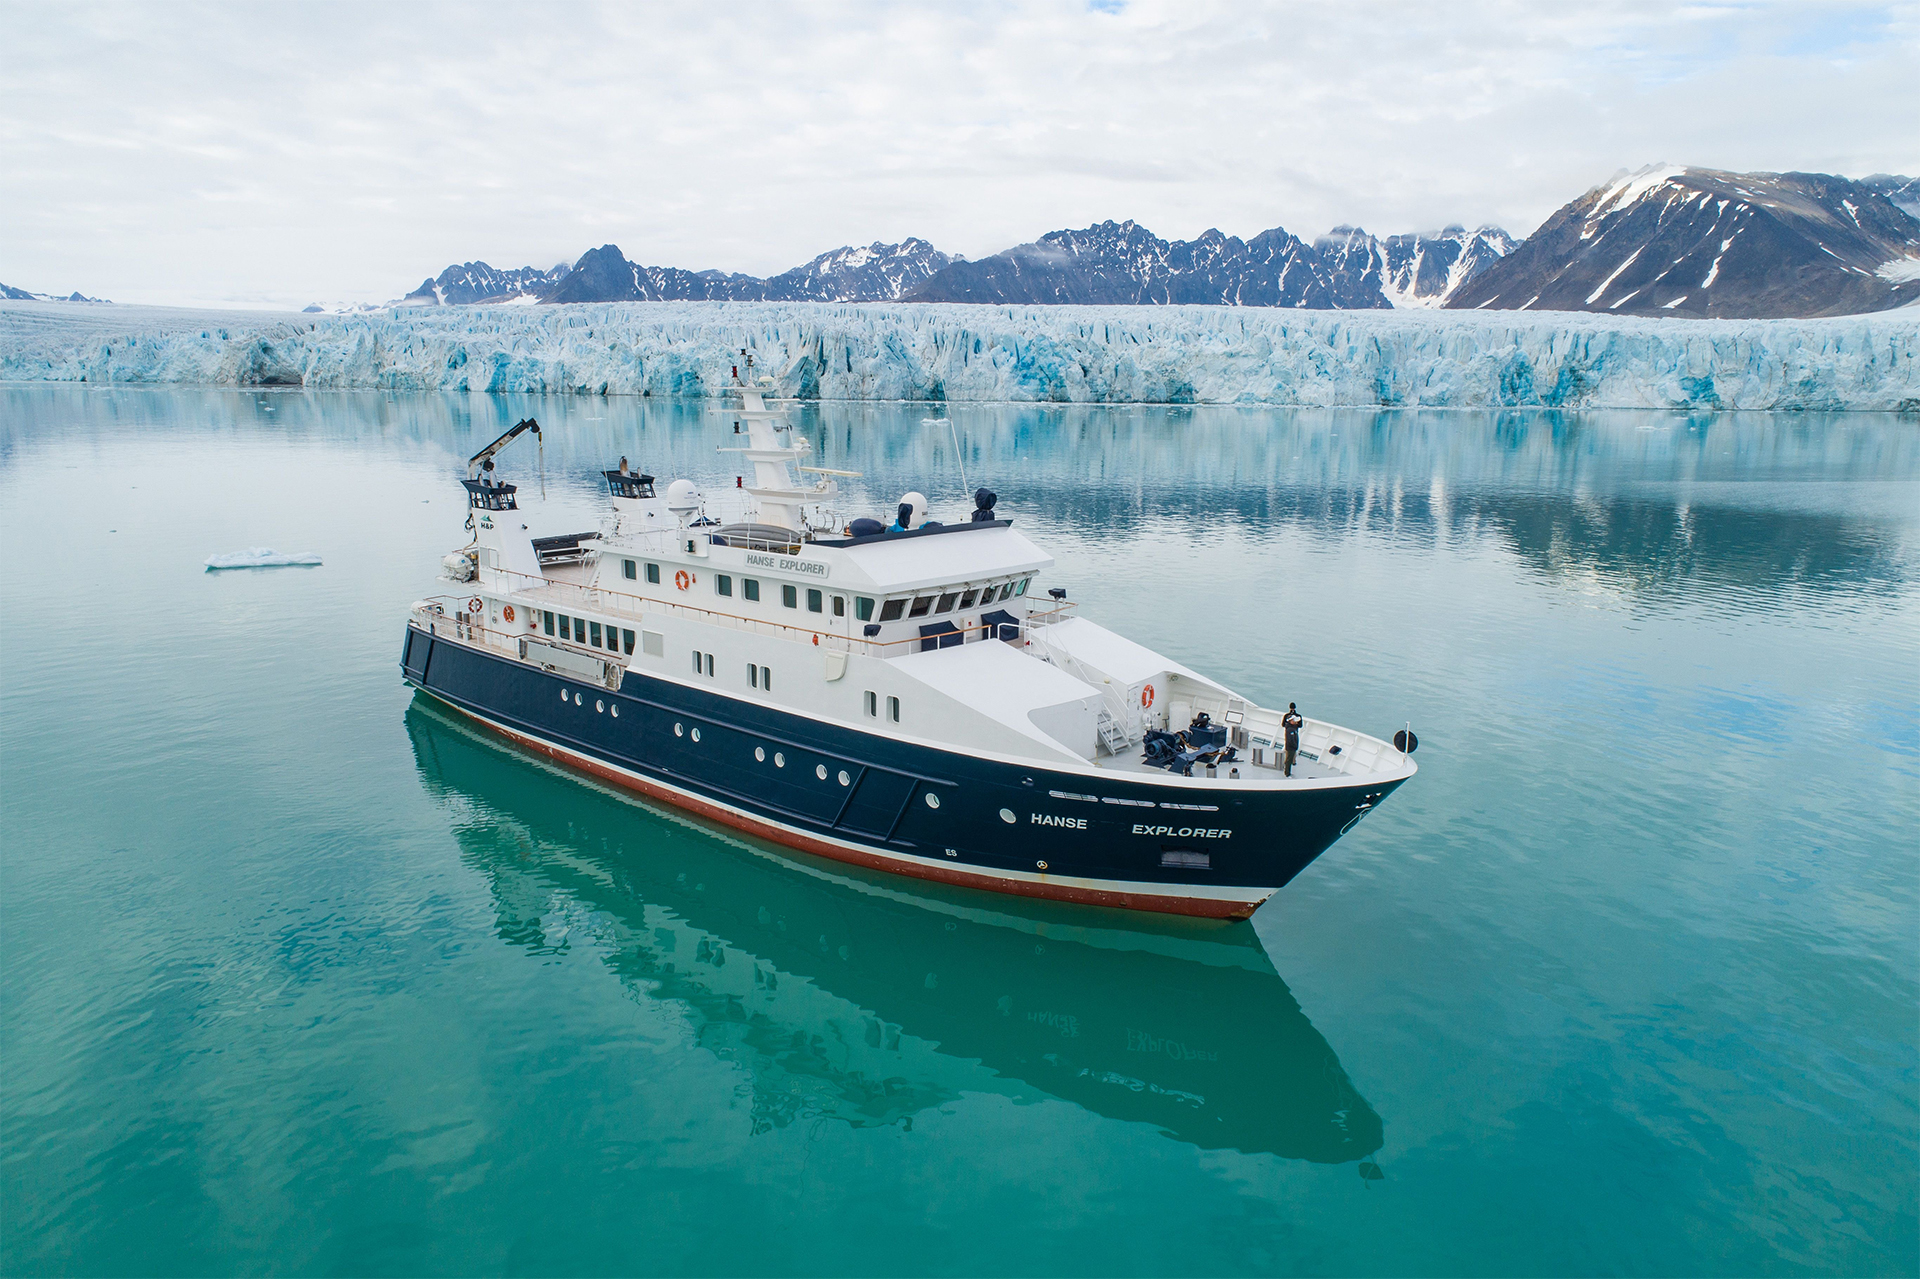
[400,377,1417,918]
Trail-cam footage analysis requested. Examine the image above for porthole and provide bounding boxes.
[816,764,828,780]
[574,693,583,706]
[999,808,1016,823]
[926,792,941,809]
[674,723,684,736]
[596,700,604,713]
[838,770,851,786]
[610,704,619,718]
[774,752,785,767]
[755,746,766,762]
[559,688,569,701]
[691,727,701,743]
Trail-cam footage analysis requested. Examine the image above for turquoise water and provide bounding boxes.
[1,387,1915,1277]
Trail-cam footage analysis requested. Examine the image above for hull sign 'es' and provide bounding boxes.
[400,382,1416,918]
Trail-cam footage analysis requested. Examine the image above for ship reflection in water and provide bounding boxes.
[406,700,1383,1165]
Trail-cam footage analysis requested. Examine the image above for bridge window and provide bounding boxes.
[879,599,905,622]
[855,596,872,621]
[782,584,798,609]
[543,610,554,636]
[622,629,635,655]
[645,563,661,585]
[908,596,933,618]
[997,583,1014,602]
[715,574,732,597]
[622,559,636,580]
[807,588,823,613]
[935,592,958,614]
[959,589,978,609]
[590,622,602,647]
[1017,577,1031,595]
[743,578,761,602]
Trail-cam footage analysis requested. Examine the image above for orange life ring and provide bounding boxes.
[1141,684,1155,708]
[468,596,483,613]
[502,604,514,623]
[674,570,691,591]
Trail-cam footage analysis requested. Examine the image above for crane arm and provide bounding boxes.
[467,418,541,476]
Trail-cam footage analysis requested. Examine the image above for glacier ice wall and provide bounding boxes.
[2,299,1915,411]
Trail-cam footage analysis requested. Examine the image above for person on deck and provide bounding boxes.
[1282,703,1304,777]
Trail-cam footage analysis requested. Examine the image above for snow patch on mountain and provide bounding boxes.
[4,299,1913,411]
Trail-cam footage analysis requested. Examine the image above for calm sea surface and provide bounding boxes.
[1,387,1915,1277]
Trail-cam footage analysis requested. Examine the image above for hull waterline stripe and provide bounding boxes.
[417,686,1273,920]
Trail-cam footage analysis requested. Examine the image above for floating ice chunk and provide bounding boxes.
[205,547,322,570]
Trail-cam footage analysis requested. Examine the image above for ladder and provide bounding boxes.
[1096,710,1131,757]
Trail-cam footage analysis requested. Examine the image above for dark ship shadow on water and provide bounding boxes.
[406,698,1383,1165]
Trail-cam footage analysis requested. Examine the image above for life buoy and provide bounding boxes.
[674,570,691,591]
[502,605,514,623]
[1141,684,1156,708]
[468,596,483,613]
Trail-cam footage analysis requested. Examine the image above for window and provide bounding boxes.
[716,574,732,597]
[743,578,760,602]
[645,563,661,585]
[693,651,702,675]
[864,690,878,718]
[1017,577,1030,595]
[832,595,846,618]
[749,663,759,689]
[605,627,618,651]
[935,592,958,614]
[642,630,664,657]
[575,617,587,643]
[623,559,636,580]
[543,610,555,636]
[762,666,770,692]
[705,653,715,677]
[807,588,823,613]
[590,621,602,647]
[782,584,798,609]
[888,696,901,723]
[959,589,978,609]
[997,583,1014,602]
[908,596,933,618]
[622,629,635,655]
[856,597,875,622]
[879,599,905,622]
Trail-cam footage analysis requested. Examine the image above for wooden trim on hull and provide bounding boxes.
[432,693,1271,921]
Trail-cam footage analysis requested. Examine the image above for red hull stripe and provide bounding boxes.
[443,699,1267,920]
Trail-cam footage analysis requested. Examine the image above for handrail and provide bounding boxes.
[479,569,1057,660]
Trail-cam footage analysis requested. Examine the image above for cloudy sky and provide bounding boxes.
[4,0,1916,308]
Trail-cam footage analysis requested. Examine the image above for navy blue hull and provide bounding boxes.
[401,624,1400,916]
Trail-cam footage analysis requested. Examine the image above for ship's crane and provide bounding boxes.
[467,418,542,479]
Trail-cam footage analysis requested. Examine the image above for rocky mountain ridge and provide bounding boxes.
[1448,166,1920,317]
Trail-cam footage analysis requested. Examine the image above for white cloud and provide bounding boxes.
[2,0,1915,307]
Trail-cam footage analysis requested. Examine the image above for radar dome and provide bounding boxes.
[896,491,929,529]
[665,479,703,513]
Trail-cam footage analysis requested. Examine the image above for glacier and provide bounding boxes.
[1,299,1914,411]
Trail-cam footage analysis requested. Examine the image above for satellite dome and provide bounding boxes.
[665,479,702,513]
[897,490,928,529]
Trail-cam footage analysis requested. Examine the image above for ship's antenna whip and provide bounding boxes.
[930,414,969,497]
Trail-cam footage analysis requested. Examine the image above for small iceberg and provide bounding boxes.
[204,547,323,571]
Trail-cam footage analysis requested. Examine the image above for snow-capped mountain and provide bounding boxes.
[401,261,573,306]
[762,238,954,302]
[1447,166,1920,318]
[1,282,110,303]
[1860,174,1919,218]
[905,220,1391,308]
[404,240,956,306]
[1376,227,1517,307]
